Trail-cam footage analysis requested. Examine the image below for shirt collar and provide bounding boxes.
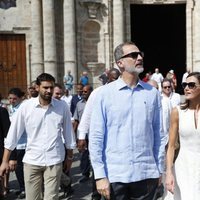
[12,102,21,110]
[78,95,82,99]
[116,77,145,90]
[80,98,86,103]
[34,96,55,107]
[161,92,173,99]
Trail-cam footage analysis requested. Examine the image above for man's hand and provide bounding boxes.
[0,149,12,176]
[63,149,73,173]
[96,178,110,200]
[0,161,10,177]
[9,160,17,171]
[63,158,73,173]
[77,139,87,152]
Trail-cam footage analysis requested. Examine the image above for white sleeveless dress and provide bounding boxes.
[173,106,200,200]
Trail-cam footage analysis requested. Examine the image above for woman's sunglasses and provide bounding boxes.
[182,82,200,89]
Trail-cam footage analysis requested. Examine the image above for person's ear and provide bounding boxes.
[117,60,123,68]
[117,60,124,72]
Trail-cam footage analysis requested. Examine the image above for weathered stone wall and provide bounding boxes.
[0,0,31,31]
[0,0,32,84]
[55,0,64,83]
[75,0,110,87]
[0,0,200,89]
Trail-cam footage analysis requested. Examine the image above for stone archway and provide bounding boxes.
[81,20,101,65]
[130,3,186,93]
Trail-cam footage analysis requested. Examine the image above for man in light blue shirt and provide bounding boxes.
[89,42,166,200]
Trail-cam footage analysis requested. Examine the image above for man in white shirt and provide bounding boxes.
[61,88,72,109]
[148,80,172,141]
[77,68,120,200]
[77,68,121,150]
[161,78,181,108]
[0,73,76,200]
[151,68,164,91]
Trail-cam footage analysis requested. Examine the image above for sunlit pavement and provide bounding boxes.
[6,150,93,200]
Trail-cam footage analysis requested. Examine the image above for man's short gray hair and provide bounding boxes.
[114,41,136,62]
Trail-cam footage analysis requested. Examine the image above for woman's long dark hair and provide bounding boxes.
[180,72,200,110]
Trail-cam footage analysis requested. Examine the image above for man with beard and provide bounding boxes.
[89,42,166,200]
[0,73,76,200]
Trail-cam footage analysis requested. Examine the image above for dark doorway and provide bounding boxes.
[131,4,186,93]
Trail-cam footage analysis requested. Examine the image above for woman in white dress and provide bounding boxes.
[165,72,200,200]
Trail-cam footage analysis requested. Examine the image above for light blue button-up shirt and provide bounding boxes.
[89,78,166,183]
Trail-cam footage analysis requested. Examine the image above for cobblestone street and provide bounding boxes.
[5,150,93,200]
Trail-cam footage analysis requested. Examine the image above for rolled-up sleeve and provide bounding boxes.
[63,103,76,150]
[5,106,25,151]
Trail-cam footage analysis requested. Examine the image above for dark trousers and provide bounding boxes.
[0,177,3,196]
[15,149,25,192]
[110,178,159,200]
[80,138,90,177]
[80,149,90,177]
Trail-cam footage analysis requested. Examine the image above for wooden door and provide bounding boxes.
[0,34,27,99]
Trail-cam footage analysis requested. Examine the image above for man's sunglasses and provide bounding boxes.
[120,51,144,59]
[163,86,171,89]
[182,82,200,89]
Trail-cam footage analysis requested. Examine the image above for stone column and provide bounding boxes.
[42,0,57,80]
[186,0,194,72]
[193,1,200,71]
[63,0,77,84]
[113,0,124,50]
[31,0,43,81]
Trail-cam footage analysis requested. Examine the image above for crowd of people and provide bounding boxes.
[0,41,199,200]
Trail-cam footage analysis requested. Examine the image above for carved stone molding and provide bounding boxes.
[79,0,102,19]
[87,62,105,76]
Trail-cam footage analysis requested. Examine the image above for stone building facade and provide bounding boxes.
[0,0,199,96]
